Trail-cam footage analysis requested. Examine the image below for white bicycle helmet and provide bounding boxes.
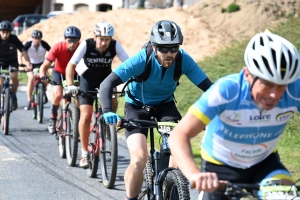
[244,30,300,85]
[93,22,114,37]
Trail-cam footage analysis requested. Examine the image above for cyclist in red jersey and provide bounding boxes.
[39,26,81,134]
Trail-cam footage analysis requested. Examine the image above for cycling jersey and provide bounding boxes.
[0,34,24,64]
[24,40,51,64]
[190,69,300,169]
[70,38,129,83]
[46,41,80,75]
[114,49,208,106]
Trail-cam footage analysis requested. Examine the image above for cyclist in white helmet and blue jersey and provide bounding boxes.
[169,30,300,200]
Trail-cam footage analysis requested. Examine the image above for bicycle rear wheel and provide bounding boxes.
[65,103,80,166]
[163,169,190,200]
[1,88,10,135]
[99,122,118,189]
[57,104,66,158]
[87,130,99,178]
[37,83,44,123]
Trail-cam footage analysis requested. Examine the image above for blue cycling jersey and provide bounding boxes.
[114,48,208,106]
[190,70,300,169]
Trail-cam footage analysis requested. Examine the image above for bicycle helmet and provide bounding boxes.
[150,20,183,46]
[0,20,13,31]
[32,30,43,38]
[64,26,81,38]
[93,22,114,37]
[244,30,300,85]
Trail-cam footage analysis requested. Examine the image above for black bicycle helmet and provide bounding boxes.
[64,26,81,38]
[32,30,43,38]
[0,20,13,31]
[150,20,183,46]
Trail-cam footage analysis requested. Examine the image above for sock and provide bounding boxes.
[81,149,88,157]
[51,104,59,118]
[125,196,138,200]
[13,94,17,99]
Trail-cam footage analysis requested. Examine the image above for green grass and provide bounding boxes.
[117,16,300,181]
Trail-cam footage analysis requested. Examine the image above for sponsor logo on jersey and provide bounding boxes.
[105,51,111,57]
[276,111,294,122]
[249,114,271,122]
[226,112,241,123]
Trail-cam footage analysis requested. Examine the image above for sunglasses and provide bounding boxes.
[156,46,179,54]
[67,39,79,43]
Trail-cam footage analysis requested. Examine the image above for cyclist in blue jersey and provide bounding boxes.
[100,20,212,200]
[168,30,300,200]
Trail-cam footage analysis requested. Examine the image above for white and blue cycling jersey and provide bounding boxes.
[114,48,208,106]
[189,69,300,169]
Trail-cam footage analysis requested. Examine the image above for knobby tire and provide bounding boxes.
[65,103,80,166]
[100,123,118,189]
[163,169,190,200]
[2,88,10,135]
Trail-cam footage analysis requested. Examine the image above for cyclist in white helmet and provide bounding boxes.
[65,22,129,168]
[169,30,300,199]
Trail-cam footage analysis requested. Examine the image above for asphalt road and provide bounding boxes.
[0,84,199,200]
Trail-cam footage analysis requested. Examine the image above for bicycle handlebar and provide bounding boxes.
[119,118,158,130]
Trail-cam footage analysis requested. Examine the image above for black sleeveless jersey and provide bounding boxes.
[82,38,117,83]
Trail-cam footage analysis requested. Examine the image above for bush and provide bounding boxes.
[227,3,240,13]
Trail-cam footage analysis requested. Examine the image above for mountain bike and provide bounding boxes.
[55,80,80,167]
[31,68,48,123]
[196,179,300,200]
[118,118,191,200]
[0,66,14,135]
[77,89,118,189]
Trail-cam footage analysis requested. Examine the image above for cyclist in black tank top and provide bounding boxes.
[65,21,129,168]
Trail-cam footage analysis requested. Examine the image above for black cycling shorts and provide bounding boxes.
[199,152,292,200]
[30,62,43,71]
[124,101,181,139]
[0,60,19,70]
[78,77,100,106]
[51,69,79,86]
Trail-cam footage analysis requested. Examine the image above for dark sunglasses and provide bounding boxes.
[156,46,179,54]
[67,39,79,43]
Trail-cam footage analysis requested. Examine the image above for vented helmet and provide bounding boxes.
[32,30,43,38]
[150,20,183,46]
[244,30,300,85]
[64,26,81,38]
[0,20,13,31]
[93,22,114,37]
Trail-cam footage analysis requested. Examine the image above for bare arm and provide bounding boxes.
[169,111,219,192]
[66,62,76,85]
[20,51,31,70]
[39,59,52,77]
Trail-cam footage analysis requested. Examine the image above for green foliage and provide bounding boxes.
[227,3,240,13]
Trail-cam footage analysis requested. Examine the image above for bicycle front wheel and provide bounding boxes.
[37,83,44,123]
[99,123,118,189]
[32,87,37,119]
[65,103,80,166]
[1,88,10,135]
[163,169,190,200]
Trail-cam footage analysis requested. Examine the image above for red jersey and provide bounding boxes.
[46,41,80,75]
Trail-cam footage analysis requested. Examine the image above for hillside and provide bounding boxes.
[18,0,300,67]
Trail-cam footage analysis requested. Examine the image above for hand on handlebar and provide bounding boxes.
[189,172,220,193]
[41,76,49,82]
[65,85,78,95]
[103,112,121,126]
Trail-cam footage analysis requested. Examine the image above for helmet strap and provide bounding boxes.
[250,76,259,92]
